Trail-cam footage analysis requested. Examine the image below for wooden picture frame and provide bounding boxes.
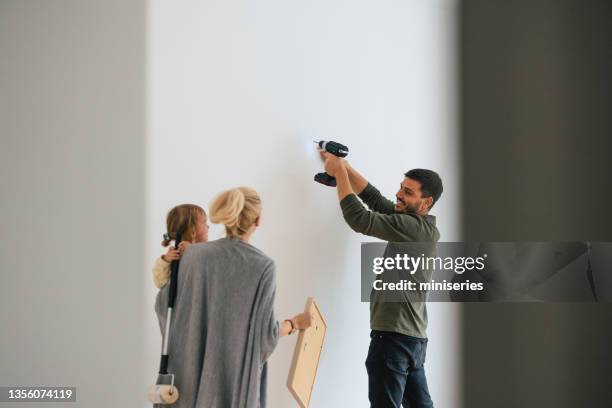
[287,297,327,408]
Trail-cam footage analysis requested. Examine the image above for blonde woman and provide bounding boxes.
[154,187,312,408]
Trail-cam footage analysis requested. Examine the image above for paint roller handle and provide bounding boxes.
[167,234,182,308]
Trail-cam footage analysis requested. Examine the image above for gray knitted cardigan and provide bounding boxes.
[154,237,280,408]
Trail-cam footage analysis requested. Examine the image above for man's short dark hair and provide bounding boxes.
[404,169,443,209]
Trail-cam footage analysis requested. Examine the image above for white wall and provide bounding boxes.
[145,0,461,406]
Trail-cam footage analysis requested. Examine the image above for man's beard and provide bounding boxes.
[396,200,420,214]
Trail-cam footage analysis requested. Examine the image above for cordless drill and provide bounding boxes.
[314,140,349,187]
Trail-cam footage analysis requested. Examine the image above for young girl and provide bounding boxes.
[152,204,209,289]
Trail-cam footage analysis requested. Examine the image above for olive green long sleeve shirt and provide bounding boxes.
[340,183,440,338]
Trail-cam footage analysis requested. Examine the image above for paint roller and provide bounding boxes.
[147,234,182,404]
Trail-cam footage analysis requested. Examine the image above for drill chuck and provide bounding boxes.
[316,140,349,158]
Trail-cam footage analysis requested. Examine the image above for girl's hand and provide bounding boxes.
[177,241,191,254]
[161,247,181,263]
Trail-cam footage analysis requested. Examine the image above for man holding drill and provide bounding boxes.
[321,151,442,408]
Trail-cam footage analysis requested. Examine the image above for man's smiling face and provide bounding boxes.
[395,177,427,214]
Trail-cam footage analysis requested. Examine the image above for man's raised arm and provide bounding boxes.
[345,162,395,215]
[321,153,430,241]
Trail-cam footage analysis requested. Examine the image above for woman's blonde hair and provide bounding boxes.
[162,204,206,247]
[210,187,261,237]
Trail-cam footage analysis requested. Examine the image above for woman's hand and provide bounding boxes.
[291,312,314,330]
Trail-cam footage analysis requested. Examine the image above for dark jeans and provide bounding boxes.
[366,330,434,408]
